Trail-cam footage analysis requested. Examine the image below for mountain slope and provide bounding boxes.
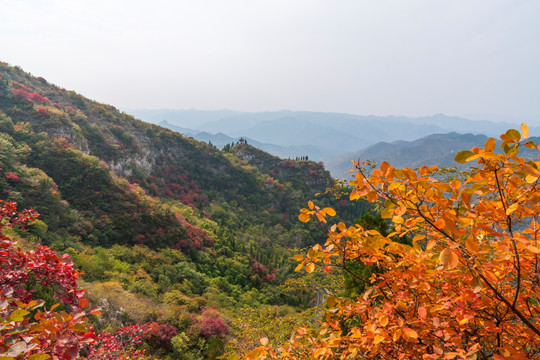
[0,61,372,359]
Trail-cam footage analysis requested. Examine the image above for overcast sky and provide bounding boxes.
[1,0,539,124]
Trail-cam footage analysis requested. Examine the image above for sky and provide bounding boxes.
[1,0,539,124]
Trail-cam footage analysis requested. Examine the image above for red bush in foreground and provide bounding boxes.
[0,201,96,359]
[0,201,149,359]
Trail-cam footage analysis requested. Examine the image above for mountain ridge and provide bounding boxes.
[131,109,539,162]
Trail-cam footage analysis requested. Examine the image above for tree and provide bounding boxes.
[245,124,540,359]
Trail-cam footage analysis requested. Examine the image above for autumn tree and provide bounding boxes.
[245,125,540,359]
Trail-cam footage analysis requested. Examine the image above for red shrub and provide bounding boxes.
[0,201,96,359]
[5,172,20,183]
[36,107,49,116]
[146,322,177,349]
[199,309,229,339]
[84,323,150,359]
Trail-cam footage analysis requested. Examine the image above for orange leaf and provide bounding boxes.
[439,248,459,269]
[79,298,89,308]
[418,307,427,319]
[350,189,360,200]
[367,190,378,203]
[402,327,418,341]
[260,337,269,346]
[298,213,310,223]
[484,137,496,152]
[308,200,314,210]
[305,262,315,273]
[471,276,482,293]
[395,205,406,216]
[465,238,479,254]
[521,123,529,139]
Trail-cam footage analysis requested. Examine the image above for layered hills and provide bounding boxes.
[0,62,369,359]
[131,109,540,164]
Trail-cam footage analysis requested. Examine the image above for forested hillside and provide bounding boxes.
[0,62,369,359]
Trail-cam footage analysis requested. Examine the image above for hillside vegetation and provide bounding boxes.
[0,62,369,359]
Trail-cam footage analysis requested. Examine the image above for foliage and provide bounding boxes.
[84,323,150,360]
[246,125,540,359]
[0,61,375,359]
[0,201,96,359]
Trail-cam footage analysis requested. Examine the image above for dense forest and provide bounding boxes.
[0,62,370,359]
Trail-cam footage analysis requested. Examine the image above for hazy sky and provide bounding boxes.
[1,0,539,123]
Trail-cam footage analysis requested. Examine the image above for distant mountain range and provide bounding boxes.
[325,132,489,179]
[130,110,539,168]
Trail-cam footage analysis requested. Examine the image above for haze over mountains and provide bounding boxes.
[131,109,539,178]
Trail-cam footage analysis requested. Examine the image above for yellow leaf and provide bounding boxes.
[381,207,394,219]
[393,329,402,342]
[313,348,326,357]
[350,189,360,200]
[298,213,310,223]
[323,207,336,217]
[454,150,474,164]
[326,296,336,307]
[293,254,304,261]
[392,216,404,224]
[308,200,314,210]
[521,123,529,138]
[525,174,539,183]
[305,262,315,273]
[439,248,459,269]
[373,334,385,344]
[294,262,304,272]
[505,128,521,141]
[506,202,519,215]
[71,323,87,332]
[412,235,426,242]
